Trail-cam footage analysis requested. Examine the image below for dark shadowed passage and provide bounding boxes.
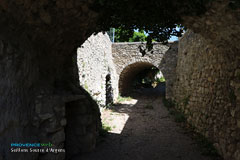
[119,62,165,96]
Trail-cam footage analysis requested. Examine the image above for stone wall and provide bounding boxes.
[0,32,101,160]
[112,42,178,97]
[159,42,178,99]
[33,89,100,160]
[78,39,178,102]
[112,42,169,75]
[1,1,240,160]
[77,33,118,106]
[77,37,179,103]
[173,30,240,160]
[0,1,103,159]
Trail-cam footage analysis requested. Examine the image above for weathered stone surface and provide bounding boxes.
[77,33,118,106]
[78,34,178,103]
[112,42,178,97]
[51,129,65,145]
[182,0,240,52]
[60,119,67,126]
[159,42,178,99]
[0,0,101,159]
[112,42,169,76]
[65,95,100,159]
[39,113,54,121]
[31,94,100,160]
[77,133,96,152]
[0,0,239,160]
[173,30,240,160]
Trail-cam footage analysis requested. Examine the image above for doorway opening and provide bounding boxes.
[119,62,165,97]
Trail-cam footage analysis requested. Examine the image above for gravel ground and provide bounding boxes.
[75,89,214,160]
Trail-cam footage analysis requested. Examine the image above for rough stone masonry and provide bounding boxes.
[78,29,240,160]
[0,0,240,160]
[77,33,178,106]
[77,33,118,107]
[112,41,178,98]
[173,30,240,160]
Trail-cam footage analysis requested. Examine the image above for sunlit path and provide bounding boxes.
[76,90,214,160]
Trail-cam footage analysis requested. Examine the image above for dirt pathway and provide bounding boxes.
[76,92,213,160]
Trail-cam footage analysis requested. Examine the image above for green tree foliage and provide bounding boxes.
[115,28,147,42]
[129,30,147,42]
[114,28,133,42]
[93,0,211,47]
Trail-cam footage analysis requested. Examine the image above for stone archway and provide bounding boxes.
[118,61,160,95]
[112,42,178,98]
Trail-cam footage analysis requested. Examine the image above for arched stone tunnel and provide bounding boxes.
[112,42,178,98]
[118,62,158,95]
[0,0,240,160]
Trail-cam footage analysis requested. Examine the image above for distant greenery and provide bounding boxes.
[94,0,212,51]
[117,95,133,102]
[157,76,165,83]
[115,28,147,42]
[129,30,147,42]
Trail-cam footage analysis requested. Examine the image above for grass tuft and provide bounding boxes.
[99,122,112,137]
[117,95,133,102]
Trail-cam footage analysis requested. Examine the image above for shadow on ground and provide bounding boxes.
[74,86,216,160]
